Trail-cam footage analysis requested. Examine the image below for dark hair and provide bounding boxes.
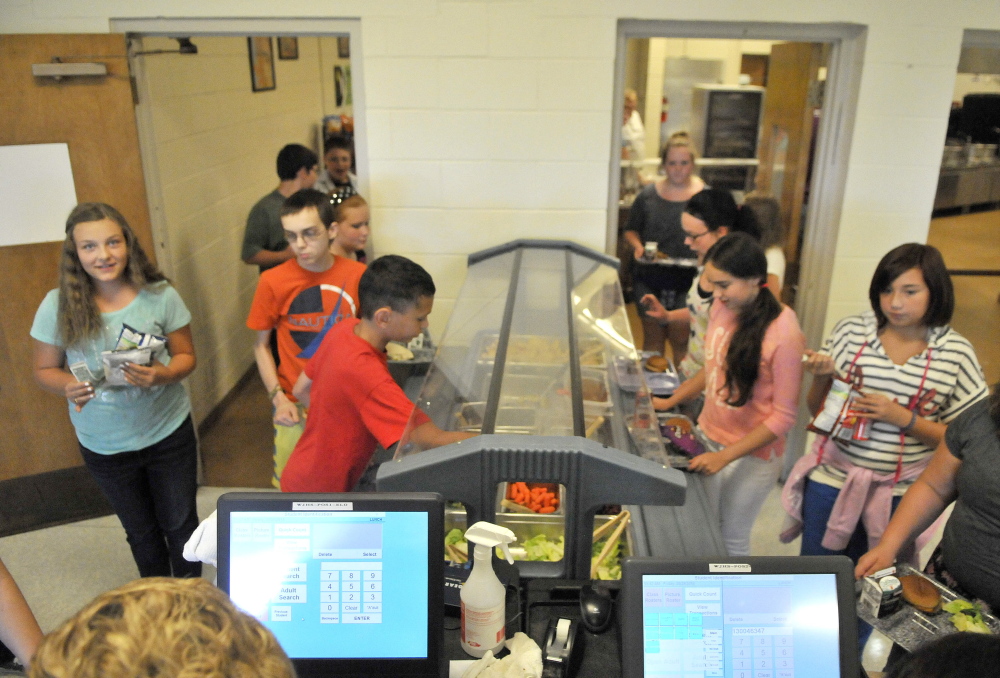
[59,203,167,346]
[868,243,953,330]
[742,194,782,249]
[275,144,318,181]
[323,135,353,155]
[885,631,1000,678]
[358,255,435,319]
[704,232,782,407]
[280,189,335,227]
[685,189,761,240]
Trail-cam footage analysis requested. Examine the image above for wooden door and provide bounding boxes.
[0,34,153,528]
[754,42,824,304]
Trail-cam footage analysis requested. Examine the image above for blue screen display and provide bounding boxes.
[641,573,841,678]
[228,509,429,659]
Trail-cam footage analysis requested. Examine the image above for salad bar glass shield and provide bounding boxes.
[378,240,690,579]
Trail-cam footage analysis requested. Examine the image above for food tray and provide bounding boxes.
[856,563,1000,652]
[611,355,645,392]
[453,401,537,435]
[496,482,565,516]
[581,367,611,416]
[656,412,722,470]
[639,351,680,396]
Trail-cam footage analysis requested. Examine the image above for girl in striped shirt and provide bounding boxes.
[782,243,988,561]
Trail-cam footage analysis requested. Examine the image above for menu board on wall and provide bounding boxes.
[0,143,77,247]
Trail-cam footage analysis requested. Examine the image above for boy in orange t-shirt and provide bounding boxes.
[246,189,365,486]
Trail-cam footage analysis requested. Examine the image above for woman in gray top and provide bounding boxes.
[623,133,705,353]
[857,382,1000,612]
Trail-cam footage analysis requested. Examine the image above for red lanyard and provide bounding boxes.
[815,341,934,485]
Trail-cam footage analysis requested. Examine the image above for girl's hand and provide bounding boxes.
[688,450,731,476]
[633,244,646,261]
[802,349,835,376]
[122,360,169,388]
[64,381,94,412]
[852,392,910,427]
[855,545,896,580]
[652,395,676,412]
[640,294,669,322]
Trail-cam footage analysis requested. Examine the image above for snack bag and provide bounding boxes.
[807,365,866,438]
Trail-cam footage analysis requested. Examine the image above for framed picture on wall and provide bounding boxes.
[337,36,350,58]
[277,37,298,60]
[248,37,276,92]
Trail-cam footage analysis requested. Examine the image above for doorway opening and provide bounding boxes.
[928,29,1000,386]
[610,20,866,460]
[112,17,366,487]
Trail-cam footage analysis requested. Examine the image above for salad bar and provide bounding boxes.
[377,240,725,581]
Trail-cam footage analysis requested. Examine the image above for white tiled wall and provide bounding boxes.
[136,35,334,421]
[4,1,998,420]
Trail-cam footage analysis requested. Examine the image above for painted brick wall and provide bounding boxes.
[137,35,332,420]
[3,0,999,418]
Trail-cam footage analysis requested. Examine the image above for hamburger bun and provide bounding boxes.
[645,355,668,373]
[900,574,941,614]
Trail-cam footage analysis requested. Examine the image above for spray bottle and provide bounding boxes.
[460,521,516,657]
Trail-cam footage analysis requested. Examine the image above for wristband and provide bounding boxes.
[268,384,284,400]
[902,410,918,432]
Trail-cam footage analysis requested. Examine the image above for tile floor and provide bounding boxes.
[0,209,995,674]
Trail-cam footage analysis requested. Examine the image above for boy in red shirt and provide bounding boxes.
[280,255,474,492]
[246,189,366,487]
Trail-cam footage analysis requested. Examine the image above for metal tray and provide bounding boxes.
[655,412,722,470]
[444,506,633,576]
[495,482,566,516]
[453,401,538,435]
[857,563,1000,652]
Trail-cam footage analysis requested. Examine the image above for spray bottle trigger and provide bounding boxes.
[499,542,514,565]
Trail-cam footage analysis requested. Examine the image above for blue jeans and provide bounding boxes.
[800,478,901,653]
[80,416,201,578]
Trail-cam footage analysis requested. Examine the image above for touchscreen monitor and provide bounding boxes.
[217,492,444,678]
[621,556,860,678]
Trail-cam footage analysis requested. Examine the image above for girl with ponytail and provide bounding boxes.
[654,232,805,555]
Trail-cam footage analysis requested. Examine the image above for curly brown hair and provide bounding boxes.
[58,203,166,347]
[29,577,295,678]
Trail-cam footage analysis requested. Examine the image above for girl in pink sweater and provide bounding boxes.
[655,233,805,555]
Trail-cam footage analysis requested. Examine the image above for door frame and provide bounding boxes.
[611,20,866,461]
[110,17,367,276]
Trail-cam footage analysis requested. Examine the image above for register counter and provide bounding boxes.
[382,240,725,580]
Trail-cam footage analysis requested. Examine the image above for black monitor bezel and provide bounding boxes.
[620,555,860,678]
[217,491,445,678]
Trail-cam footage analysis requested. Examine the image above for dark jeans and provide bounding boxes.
[800,478,902,653]
[80,416,201,578]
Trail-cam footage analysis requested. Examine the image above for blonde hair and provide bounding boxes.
[58,203,166,347]
[659,130,699,167]
[30,578,295,678]
[334,193,368,223]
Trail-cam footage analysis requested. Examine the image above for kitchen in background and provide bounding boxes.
[928,40,1000,385]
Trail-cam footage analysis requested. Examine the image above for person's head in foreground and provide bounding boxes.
[29,577,295,678]
[885,631,1000,678]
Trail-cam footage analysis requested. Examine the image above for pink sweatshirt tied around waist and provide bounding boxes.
[780,436,929,553]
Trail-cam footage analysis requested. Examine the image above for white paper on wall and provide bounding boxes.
[0,143,77,247]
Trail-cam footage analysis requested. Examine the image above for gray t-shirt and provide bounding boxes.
[241,189,287,271]
[941,398,1000,609]
[624,184,695,259]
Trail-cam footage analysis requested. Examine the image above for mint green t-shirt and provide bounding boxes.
[30,283,193,454]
